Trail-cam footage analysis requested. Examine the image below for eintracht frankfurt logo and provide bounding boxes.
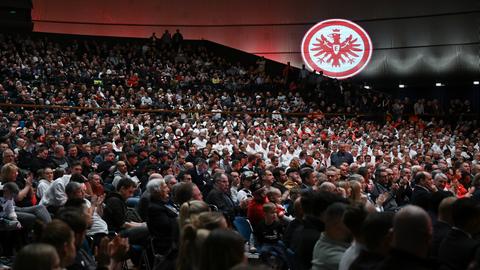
[301,19,372,79]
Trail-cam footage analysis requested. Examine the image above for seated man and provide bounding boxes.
[206,173,239,224]
[376,205,437,270]
[103,177,149,252]
[103,177,144,232]
[41,163,85,213]
[311,202,351,270]
[64,181,108,240]
[54,209,128,270]
[349,212,394,270]
[438,198,480,270]
[40,219,77,269]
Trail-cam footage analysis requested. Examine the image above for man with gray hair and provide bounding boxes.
[348,173,364,183]
[146,178,167,195]
[163,175,178,189]
[2,149,15,165]
[51,145,68,170]
[433,172,451,194]
[206,172,236,223]
[376,205,436,269]
[65,181,85,200]
[318,182,337,194]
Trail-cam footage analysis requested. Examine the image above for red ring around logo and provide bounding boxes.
[301,19,372,79]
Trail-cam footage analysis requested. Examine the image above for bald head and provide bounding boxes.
[148,173,163,181]
[184,162,194,171]
[438,197,456,225]
[393,205,432,257]
[318,182,337,193]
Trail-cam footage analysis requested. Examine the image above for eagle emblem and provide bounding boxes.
[301,19,373,79]
[311,29,362,68]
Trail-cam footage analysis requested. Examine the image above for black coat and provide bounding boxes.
[137,191,151,222]
[189,168,212,197]
[375,249,438,270]
[438,228,480,270]
[290,216,325,270]
[206,188,236,223]
[371,182,399,211]
[350,250,385,270]
[411,185,431,211]
[472,189,480,202]
[103,192,127,231]
[430,220,451,257]
[147,197,179,254]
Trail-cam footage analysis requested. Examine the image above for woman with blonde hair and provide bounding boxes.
[177,211,229,270]
[0,163,51,228]
[178,200,210,229]
[193,211,228,230]
[0,163,20,183]
[336,180,352,199]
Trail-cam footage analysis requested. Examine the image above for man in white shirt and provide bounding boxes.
[192,131,208,149]
[41,172,85,210]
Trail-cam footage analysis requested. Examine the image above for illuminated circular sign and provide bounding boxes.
[301,19,372,79]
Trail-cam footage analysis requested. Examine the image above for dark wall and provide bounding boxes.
[0,0,32,31]
[31,0,480,86]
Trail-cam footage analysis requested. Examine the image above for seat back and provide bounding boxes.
[233,216,253,241]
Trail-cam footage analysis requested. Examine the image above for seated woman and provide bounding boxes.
[0,163,51,230]
[177,211,229,270]
[178,200,210,229]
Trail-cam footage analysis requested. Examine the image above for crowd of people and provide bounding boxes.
[0,31,479,270]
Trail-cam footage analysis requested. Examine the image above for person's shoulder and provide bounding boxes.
[105,192,123,203]
[206,188,222,199]
[413,185,429,194]
[148,198,167,210]
[52,175,70,186]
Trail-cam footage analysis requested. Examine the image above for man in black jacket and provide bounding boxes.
[290,190,347,270]
[331,143,354,167]
[103,177,143,231]
[371,166,399,212]
[206,172,237,223]
[411,172,436,211]
[438,198,480,270]
[189,158,212,197]
[376,205,438,270]
[147,178,179,257]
